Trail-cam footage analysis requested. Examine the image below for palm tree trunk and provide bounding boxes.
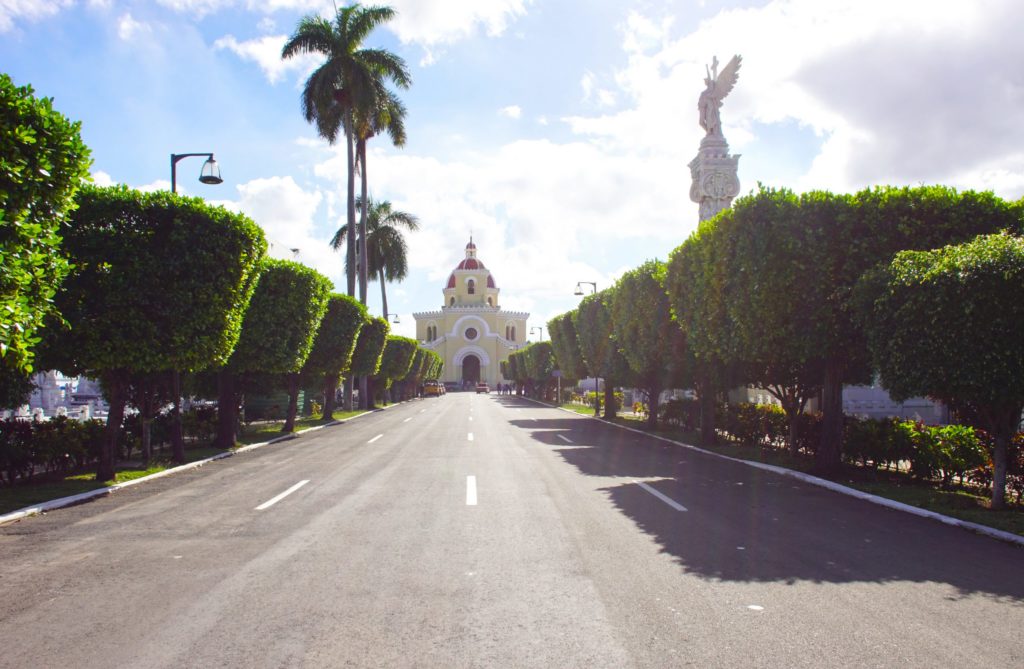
[345,113,357,298]
[357,137,370,409]
[358,138,369,306]
[379,267,388,318]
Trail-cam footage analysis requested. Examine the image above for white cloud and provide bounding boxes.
[91,170,115,187]
[138,179,172,193]
[387,0,529,63]
[563,0,1024,199]
[499,105,521,119]
[581,70,616,108]
[117,13,151,41]
[311,138,683,317]
[214,176,342,289]
[214,33,321,85]
[0,0,73,32]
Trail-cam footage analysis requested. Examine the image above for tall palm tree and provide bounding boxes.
[281,4,410,300]
[355,86,407,305]
[331,197,419,318]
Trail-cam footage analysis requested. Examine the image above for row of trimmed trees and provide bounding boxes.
[546,185,1024,508]
[11,185,439,482]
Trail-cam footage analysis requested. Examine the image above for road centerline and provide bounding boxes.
[255,480,310,511]
[557,434,574,444]
[466,475,477,506]
[634,481,688,512]
[403,417,412,423]
[368,434,383,444]
[468,432,474,442]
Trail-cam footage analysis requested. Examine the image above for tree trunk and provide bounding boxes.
[698,372,717,446]
[358,139,369,306]
[170,370,185,464]
[282,372,300,433]
[816,360,845,475]
[345,114,357,298]
[647,387,660,430]
[366,377,376,410]
[215,369,238,450]
[98,371,128,483]
[141,416,152,468]
[593,377,601,417]
[343,376,354,411]
[989,406,1020,510]
[603,383,615,420]
[322,373,338,422]
[379,267,388,319]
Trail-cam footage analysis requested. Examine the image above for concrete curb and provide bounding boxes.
[526,398,1024,547]
[0,410,374,526]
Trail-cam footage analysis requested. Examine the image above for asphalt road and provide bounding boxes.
[1,392,1021,668]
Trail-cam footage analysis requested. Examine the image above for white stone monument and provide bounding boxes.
[689,55,742,221]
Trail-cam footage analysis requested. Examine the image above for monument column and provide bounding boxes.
[689,54,743,222]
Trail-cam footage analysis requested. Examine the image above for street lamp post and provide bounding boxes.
[574,281,600,417]
[169,152,223,461]
[530,326,544,341]
[386,313,401,324]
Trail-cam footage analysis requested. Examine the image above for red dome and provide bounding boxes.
[455,258,485,270]
[446,273,456,288]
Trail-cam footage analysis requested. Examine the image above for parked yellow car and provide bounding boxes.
[424,381,445,397]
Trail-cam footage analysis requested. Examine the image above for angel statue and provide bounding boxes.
[698,55,742,136]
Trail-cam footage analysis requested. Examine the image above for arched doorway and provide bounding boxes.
[461,354,481,385]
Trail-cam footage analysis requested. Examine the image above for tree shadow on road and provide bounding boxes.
[510,409,1024,602]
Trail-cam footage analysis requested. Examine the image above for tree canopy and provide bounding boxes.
[1,73,92,376]
[610,260,689,427]
[39,185,267,479]
[859,232,1024,508]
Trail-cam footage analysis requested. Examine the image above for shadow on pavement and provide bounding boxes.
[510,405,1024,601]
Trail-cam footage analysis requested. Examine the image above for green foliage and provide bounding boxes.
[40,185,267,375]
[229,259,332,374]
[374,335,418,386]
[1,417,104,484]
[349,316,389,377]
[572,288,634,385]
[862,233,1024,409]
[609,260,690,425]
[421,349,443,380]
[1,74,92,374]
[302,293,368,376]
[859,232,1024,506]
[547,311,587,382]
[715,187,825,405]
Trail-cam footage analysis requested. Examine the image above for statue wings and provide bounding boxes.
[714,55,742,100]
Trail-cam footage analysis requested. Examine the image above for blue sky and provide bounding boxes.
[3,0,1023,340]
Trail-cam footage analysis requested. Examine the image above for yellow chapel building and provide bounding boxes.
[414,239,529,388]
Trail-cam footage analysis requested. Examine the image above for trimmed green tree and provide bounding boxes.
[524,341,556,401]
[859,233,1024,509]
[667,220,734,445]
[301,293,368,422]
[215,259,331,447]
[39,185,266,480]
[547,312,587,385]
[1,73,92,378]
[716,188,826,453]
[802,186,1021,474]
[373,335,417,404]
[349,316,389,409]
[572,289,634,418]
[610,260,690,429]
